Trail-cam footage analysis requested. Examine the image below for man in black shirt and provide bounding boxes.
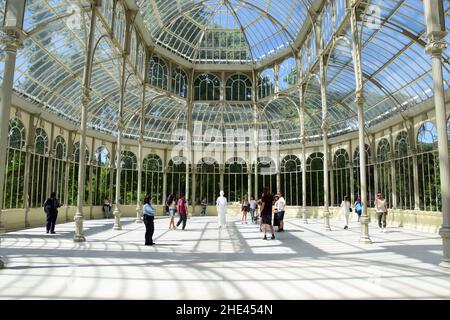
[43,192,61,234]
[259,187,275,240]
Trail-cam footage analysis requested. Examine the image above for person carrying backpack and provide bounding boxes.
[354,194,362,222]
[43,192,61,234]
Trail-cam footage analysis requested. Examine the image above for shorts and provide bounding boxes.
[261,214,272,225]
[277,211,285,221]
[169,208,175,217]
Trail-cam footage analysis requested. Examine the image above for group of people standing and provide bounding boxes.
[340,192,388,232]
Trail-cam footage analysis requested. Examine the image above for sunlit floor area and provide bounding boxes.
[0,216,450,299]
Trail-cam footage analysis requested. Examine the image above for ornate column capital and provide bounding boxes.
[321,118,329,132]
[354,92,365,106]
[26,145,33,153]
[1,31,24,51]
[117,118,125,131]
[425,36,447,57]
[81,87,90,105]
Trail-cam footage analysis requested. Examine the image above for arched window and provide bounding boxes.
[114,2,126,48]
[143,154,163,204]
[256,156,277,196]
[417,123,440,211]
[353,144,375,205]
[377,139,390,162]
[376,139,392,207]
[417,121,438,153]
[34,128,49,155]
[194,73,221,100]
[3,118,26,208]
[394,131,414,210]
[224,157,248,203]
[30,128,49,208]
[258,68,274,99]
[120,151,137,205]
[196,157,220,205]
[306,152,324,206]
[102,0,113,27]
[53,136,66,160]
[149,56,168,90]
[51,136,67,203]
[226,74,252,101]
[278,57,297,91]
[333,149,350,205]
[137,44,144,76]
[281,155,301,205]
[168,156,188,198]
[8,118,25,150]
[321,2,333,47]
[172,67,187,98]
[130,29,137,66]
[92,146,111,205]
[73,142,90,163]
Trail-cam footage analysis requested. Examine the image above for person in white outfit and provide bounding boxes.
[216,190,227,229]
[340,195,351,230]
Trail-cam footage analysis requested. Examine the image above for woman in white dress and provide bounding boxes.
[340,195,351,230]
[216,190,227,229]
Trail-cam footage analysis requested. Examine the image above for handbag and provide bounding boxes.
[349,207,352,212]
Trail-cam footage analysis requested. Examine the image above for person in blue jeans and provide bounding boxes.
[143,195,156,245]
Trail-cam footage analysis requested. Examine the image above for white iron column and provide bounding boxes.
[329,152,335,207]
[298,84,307,223]
[162,149,168,206]
[388,129,397,209]
[0,3,24,268]
[88,139,95,219]
[276,153,281,194]
[349,140,355,205]
[370,134,378,202]
[424,0,450,270]
[74,5,96,241]
[247,169,252,200]
[253,103,259,199]
[319,55,331,231]
[23,115,35,227]
[351,1,371,243]
[112,56,127,231]
[357,95,371,243]
[64,132,74,222]
[185,100,193,213]
[135,84,146,223]
[46,123,55,196]
[407,119,421,210]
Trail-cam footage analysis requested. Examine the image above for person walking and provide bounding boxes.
[241,194,250,224]
[102,197,111,219]
[276,192,286,232]
[176,194,188,230]
[375,192,388,232]
[340,195,351,230]
[143,195,156,245]
[354,195,362,222]
[201,197,207,216]
[260,187,275,240]
[165,193,173,216]
[43,192,61,234]
[167,194,176,230]
[249,196,257,223]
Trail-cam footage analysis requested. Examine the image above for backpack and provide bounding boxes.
[355,202,362,215]
[44,198,54,214]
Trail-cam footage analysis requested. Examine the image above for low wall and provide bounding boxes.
[0,204,444,234]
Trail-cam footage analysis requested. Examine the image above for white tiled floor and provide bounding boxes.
[1,216,450,299]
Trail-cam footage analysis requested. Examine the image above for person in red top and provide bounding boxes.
[176,194,188,230]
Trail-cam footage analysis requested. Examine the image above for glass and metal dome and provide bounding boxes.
[137,0,308,64]
[0,0,449,146]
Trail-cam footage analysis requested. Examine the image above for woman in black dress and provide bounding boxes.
[259,187,275,240]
